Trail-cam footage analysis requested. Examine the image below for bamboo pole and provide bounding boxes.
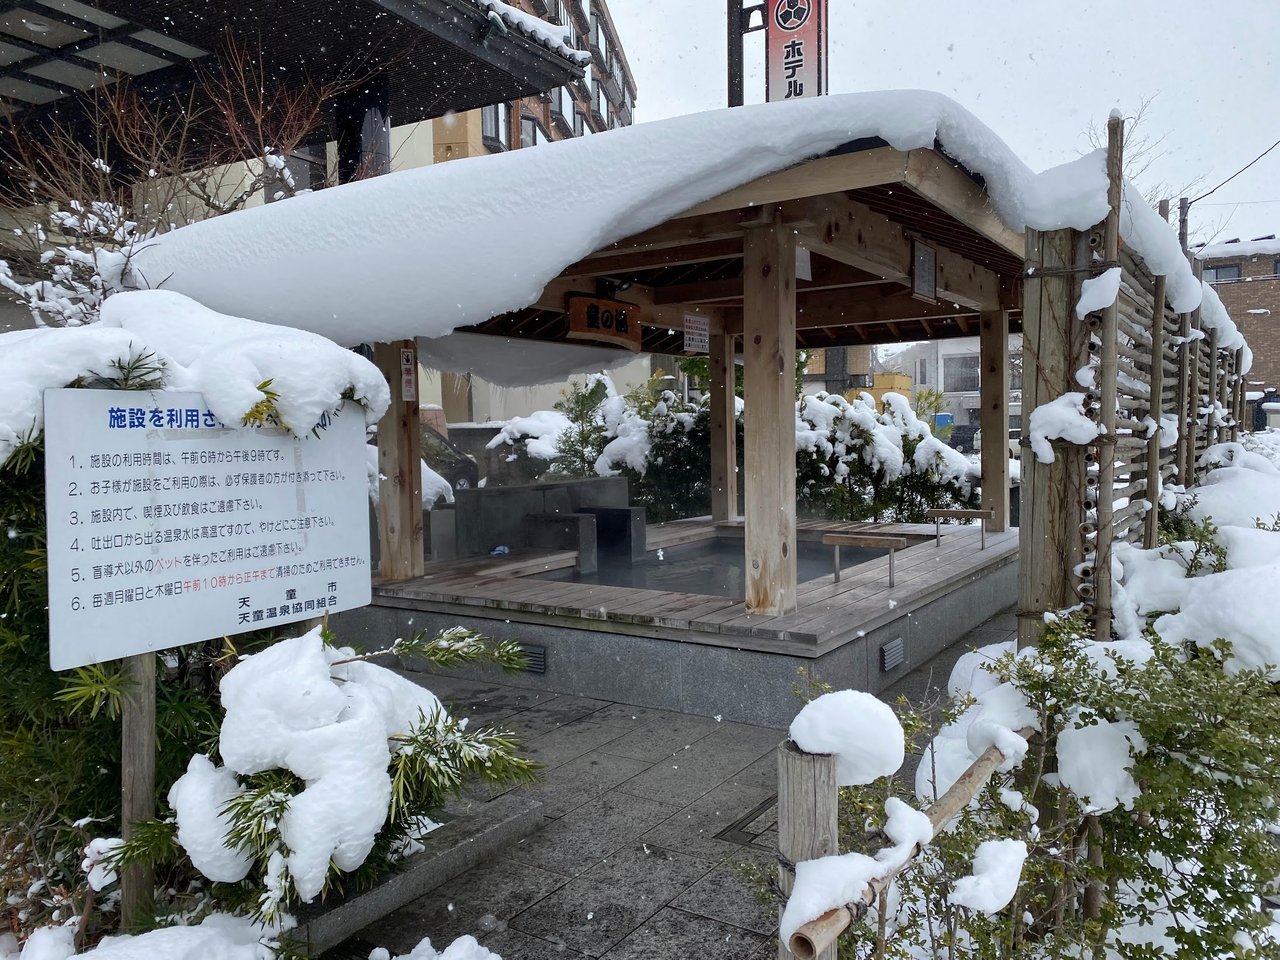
[787,727,1037,960]
[1205,328,1220,446]
[1092,115,1124,641]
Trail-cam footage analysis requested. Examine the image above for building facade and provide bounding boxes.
[1196,237,1280,392]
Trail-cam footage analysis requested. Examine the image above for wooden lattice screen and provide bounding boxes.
[1017,117,1247,647]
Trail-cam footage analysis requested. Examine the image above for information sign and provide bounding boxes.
[43,390,371,670]
[683,313,710,354]
[566,295,643,350]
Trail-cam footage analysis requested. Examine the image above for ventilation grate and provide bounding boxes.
[521,643,547,675]
[880,637,906,672]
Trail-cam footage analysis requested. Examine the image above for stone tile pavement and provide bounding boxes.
[341,608,1018,959]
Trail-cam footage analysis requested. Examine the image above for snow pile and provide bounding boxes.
[948,839,1027,914]
[789,690,906,785]
[364,445,455,509]
[80,838,123,893]
[1027,393,1102,463]
[3,922,500,960]
[1195,237,1280,261]
[0,289,389,468]
[168,628,444,903]
[487,408,572,461]
[778,797,932,942]
[1056,717,1146,813]
[1075,267,1121,321]
[474,0,589,64]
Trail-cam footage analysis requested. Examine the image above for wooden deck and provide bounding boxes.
[374,519,1018,657]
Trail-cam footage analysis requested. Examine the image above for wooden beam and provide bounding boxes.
[790,194,1000,310]
[979,310,1010,533]
[564,237,742,278]
[724,291,975,335]
[681,146,911,218]
[743,214,798,616]
[374,341,425,582]
[709,331,738,522]
[652,260,890,306]
[904,149,1024,258]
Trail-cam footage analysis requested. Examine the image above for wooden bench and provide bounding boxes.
[924,508,996,550]
[821,533,910,586]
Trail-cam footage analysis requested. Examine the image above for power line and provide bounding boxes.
[1197,197,1280,207]
[1191,136,1280,204]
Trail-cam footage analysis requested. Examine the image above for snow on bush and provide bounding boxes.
[1055,716,1145,814]
[0,289,389,467]
[948,839,1027,914]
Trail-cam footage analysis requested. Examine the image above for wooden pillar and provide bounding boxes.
[777,741,839,960]
[1143,246,1168,550]
[1017,228,1089,649]
[1092,116,1123,642]
[119,653,155,929]
[1232,347,1245,441]
[1205,328,1220,446]
[743,214,798,616]
[374,341,425,580]
[710,330,739,522]
[979,310,1010,533]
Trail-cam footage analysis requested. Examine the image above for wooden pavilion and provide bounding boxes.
[375,140,1025,619]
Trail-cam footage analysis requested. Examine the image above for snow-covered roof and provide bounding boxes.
[119,90,1225,368]
[474,0,590,66]
[1195,237,1280,261]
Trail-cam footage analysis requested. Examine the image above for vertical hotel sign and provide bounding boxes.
[766,0,827,102]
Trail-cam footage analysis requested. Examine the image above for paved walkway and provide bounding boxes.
[347,608,1018,959]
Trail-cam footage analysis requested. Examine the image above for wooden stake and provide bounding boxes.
[743,213,798,616]
[979,309,1010,533]
[1092,115,1123,642]
[709,330,739,522]
[777,741,839,960]
[1143,202,1169,549]
[119,653,155,930]
[373,340,425,581]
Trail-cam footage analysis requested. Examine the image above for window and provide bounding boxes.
[520,116,550,148]
[916,358,927,386]
[1203,263,1241,284]
[943,355,980,393]
[1009,414,1023,431]
[1274,259,1280,276]
[480,103,510,151]
[264,144,325,202]
[546,0,566,23]
[573,109,585,137]
[1009,353,1023,391]
[807,350,827,376]
[550,85,574,129]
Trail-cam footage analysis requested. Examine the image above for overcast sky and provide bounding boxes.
[609,1,1280,247]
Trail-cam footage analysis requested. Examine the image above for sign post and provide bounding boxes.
[765,0,827,102]
[43,388,371,925]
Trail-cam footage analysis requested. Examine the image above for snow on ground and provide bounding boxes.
[789,690,905,786]
[0,289,389,468]
[116,90,1206,365]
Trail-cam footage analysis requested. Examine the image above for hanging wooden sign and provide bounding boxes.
[566,295,643,350]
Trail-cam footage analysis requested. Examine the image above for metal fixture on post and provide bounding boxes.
[727,0,766,107]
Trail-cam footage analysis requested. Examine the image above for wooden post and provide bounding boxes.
[374,340,425,581]
[1143,203,1168,550]
[1092,115,1123,642]
[710,330,739,522]
[1205,327,1220,447]
[979,309,1010,533]
[1174,308,1193,484]
[119,653,155,929]
[1232,347,1245,440]
[1182,259,1205,483]
[1016,228,1089,649]
[778,741,839,960]
[743,213,798,616]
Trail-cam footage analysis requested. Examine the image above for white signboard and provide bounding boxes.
[43,390,371,670]
[683,313,710,354]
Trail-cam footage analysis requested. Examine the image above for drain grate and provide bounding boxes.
[716,794,779,847]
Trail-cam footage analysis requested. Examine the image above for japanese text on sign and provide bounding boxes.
[43,389,371,670]
[566,295,643,350]
[766,0,827,102]
[683,314,709,354]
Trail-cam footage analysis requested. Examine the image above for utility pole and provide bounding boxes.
[727,0,766,107]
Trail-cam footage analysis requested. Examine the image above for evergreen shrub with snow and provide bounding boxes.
[491,379,977,524]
